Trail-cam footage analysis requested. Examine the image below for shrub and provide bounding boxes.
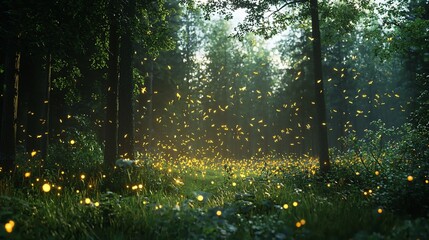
[47,127,103,173]
[336,120,429,216]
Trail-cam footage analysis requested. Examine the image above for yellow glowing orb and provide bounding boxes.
[24,172,31,178]
[31,151,37,157]
[216,210,222,216]
[197,195,204,201]
[375,170,380,176]
[407,176,413,182]
[5,220,15,233]
[292,201,298,207]
[80,174,85,180]
[283,204,289,209]
[377,208,383,214]
[295,222,302,228]
[42,183,51,192]
[85,198,91,204]
[300,219,306,225]
[94,202,100,207]
[70,139,76,145]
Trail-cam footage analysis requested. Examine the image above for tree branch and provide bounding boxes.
[267,0,307,19]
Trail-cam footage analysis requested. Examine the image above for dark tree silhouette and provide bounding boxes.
[310,0,330,173]
[118,0,136,160]
[104,0,120,167]
[0,36,20,173]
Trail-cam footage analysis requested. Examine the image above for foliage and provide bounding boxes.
[104,157,177,193]
[335,120,429,216]
[410,74,429,128]
[2,144,429,239]
[47,129,103,173]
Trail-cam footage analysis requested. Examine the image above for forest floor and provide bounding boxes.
[1,156,428,239]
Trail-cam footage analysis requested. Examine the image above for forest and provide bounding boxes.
[0,0,428,239]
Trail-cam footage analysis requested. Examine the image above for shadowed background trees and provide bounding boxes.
[0,0,427,176]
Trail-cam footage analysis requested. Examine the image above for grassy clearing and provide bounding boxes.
[1,153,428,239]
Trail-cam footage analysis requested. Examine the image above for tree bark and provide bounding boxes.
[310,0,330,173]
[44,54,52,160]
[25,53,51,165]
[118,0,136,160]
[104,0,120,167]
[0,52,4,140]
[0,36,20,173]
[145,59,154,151]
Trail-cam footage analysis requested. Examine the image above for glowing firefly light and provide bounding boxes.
[42,183,51,192]
[4,220,15,233]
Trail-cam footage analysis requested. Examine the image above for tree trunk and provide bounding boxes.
[25,53,51,166]
[104,0,120,167]
[44,54,52,159]
[0,36,20,173]
[310,0,330,173]
[118,0,136,160]
[0,52,4,140]
[145,59,154,151]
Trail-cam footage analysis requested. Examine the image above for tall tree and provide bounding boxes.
[118,0,136,159]
[0,2,20,173]
[25,52,52,163]
[204,20,239,157]
[0,36,20,173]
[104,0,120,167]
[310,0,330,172]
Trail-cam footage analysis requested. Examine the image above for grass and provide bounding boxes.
[1,155,428,239]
